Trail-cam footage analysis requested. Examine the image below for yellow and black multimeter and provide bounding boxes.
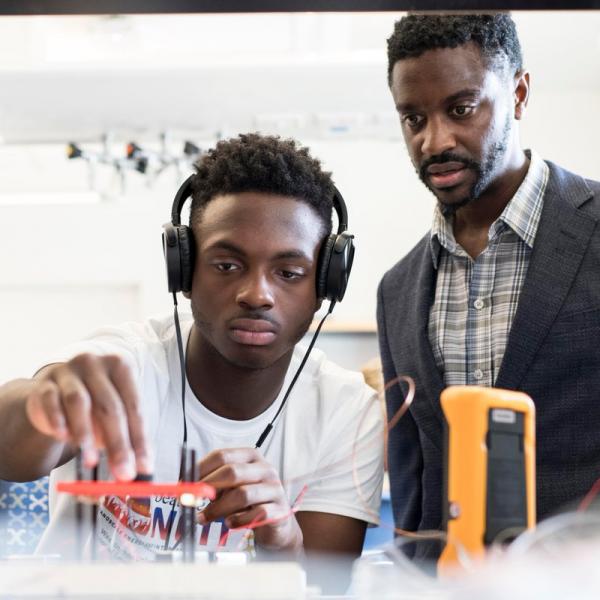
[438,386,536,570]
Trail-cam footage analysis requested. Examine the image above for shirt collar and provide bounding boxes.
[494,150,548,248]
[429,150,549,269]
[430,202,458,269]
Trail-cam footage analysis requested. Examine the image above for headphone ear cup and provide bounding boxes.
[316,235,337,300]
[163,223,182,293]
[177,225,196,293]
[321,232,355,302]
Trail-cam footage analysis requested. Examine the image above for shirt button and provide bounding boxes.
[474,298,485,310]
[473,369,484,381]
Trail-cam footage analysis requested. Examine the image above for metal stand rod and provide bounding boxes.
[90,465,99,561]
[75,453,83,561]
[182,446,197,563]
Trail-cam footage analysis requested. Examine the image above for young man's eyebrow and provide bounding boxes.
[204,241,312,262]
[204,240,246,255]
[272,250,312,262]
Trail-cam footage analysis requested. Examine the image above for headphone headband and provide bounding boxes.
[171,175,194,226]
[170,175,349,236]
[332,187,348,234]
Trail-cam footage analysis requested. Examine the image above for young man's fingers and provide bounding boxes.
[25,379,68,440]
[105,355,152,475]
[50,370,96,465]
[84,371,135,481]
[198,447,262,478]
[200,461,276,488]
[199,482,284,524]
[225,505,270,530]
[225,502,294,532]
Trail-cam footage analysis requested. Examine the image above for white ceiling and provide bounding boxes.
[0,11,598,143]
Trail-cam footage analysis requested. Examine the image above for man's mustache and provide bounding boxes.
[418,152,480,182]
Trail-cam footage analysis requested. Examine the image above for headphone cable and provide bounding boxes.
[163,293,188,552]
[255,301,335,449]
[173,292,188,460]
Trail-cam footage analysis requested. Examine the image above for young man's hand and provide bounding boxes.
[197,447,303,553]
[25,353,151,480]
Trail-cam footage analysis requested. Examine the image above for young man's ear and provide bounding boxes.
[514,69,530,120]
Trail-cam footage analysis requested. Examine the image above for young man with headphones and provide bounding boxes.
[0,134,383,565]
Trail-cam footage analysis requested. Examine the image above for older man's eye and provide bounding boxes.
[402,113,424,128]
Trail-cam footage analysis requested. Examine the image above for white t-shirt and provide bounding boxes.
[37,314,384,560]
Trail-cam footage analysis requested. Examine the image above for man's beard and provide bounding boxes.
[418,120,511,217]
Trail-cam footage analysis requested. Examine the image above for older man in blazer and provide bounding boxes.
[378,13,600,536]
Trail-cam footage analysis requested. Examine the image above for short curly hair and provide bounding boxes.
[189,133,334,237]
[387,14,523,85]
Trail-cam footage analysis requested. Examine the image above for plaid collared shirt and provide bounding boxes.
[428,151,549,386]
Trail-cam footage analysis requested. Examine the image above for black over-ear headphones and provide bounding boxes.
[162,175,355,302]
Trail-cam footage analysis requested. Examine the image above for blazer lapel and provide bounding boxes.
[407,238,446,432]
[496,163,597,390]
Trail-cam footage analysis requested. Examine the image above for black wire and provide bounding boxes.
[255,301,336,449]
[163,292,188,552]
[173,292,188,449]
[91,465,99,561]
[75,452,83,559]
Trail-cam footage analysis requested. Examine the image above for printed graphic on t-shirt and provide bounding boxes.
[95,495,252,560]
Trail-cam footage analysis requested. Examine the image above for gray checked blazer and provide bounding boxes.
[377,161,600,534]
